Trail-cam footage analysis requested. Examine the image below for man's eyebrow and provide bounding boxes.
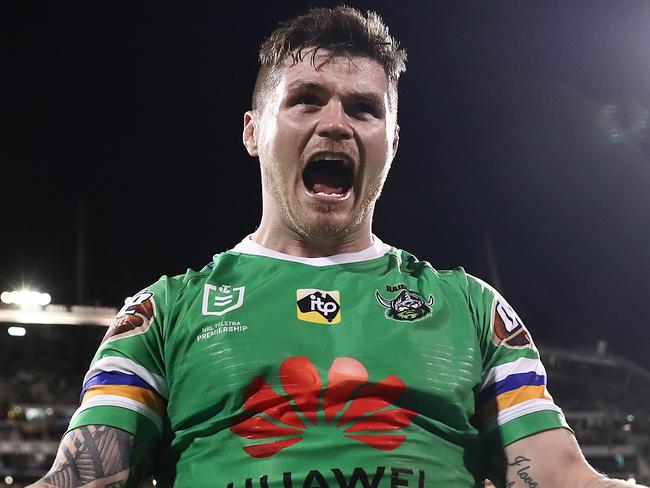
[285,81,384,106]
[349,92,383,107]
[285,81,327,94]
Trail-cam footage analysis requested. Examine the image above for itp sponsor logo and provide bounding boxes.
[296,289,341,324]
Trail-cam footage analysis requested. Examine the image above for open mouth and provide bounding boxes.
[302,156,354,199]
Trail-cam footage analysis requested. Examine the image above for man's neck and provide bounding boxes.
[250,225,374,258]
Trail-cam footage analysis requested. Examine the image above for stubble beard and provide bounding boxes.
[261,160,388,241]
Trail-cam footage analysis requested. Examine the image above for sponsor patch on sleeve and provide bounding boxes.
[101,289,156,345]
[491,295,533,349]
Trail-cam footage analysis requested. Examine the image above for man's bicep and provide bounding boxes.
[29,425,152,488]
[495,428,599,487]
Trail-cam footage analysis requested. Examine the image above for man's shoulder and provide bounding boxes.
[148,245,261,299]
[391,246,471,281]
[145,259,217,301]
[389,246,500,305]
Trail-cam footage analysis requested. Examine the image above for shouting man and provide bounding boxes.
[30,6,646,488]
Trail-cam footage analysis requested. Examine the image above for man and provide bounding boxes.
[29,6,645,488]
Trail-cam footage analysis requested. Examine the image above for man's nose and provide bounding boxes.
[315,101,353,140]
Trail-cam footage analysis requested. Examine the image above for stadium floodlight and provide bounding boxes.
[7,326,27,337]
[1,289,51,306]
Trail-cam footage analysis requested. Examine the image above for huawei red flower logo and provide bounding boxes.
[230,356,416,458]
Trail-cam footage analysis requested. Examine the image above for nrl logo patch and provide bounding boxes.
[376,284,434,322]
[202,284,245,316]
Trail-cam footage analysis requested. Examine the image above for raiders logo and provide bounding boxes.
[376,286,434,322]
[101,290,156,345]
[491,297,532,348]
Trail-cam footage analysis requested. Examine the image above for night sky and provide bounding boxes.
[4,1,650,368]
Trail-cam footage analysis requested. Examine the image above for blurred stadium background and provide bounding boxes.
[0,300,648,487]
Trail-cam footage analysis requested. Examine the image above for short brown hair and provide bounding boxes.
[252,5,407,112]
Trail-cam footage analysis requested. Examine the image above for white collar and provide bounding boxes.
[231,235,392,267]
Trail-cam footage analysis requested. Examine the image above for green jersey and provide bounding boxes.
[69,236,568,487]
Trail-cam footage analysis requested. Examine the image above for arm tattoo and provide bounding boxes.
[35,426,140,488]
[504,455,539,488]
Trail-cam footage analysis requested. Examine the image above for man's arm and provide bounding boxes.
[27,425,152,488]
[498,428,647,487]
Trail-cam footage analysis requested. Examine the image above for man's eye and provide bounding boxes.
[296,94,321,106]
[352,103,377,116]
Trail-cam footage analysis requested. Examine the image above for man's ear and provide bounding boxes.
[392,124,400,158]
[243,110,259,157]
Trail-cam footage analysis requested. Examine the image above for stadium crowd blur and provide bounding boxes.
[0,317,106,485]
[1,314,649,486]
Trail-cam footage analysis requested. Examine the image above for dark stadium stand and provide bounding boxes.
[544,347,650,484]
[0,307,108,487]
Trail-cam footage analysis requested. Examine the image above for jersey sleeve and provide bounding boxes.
[466,274,571,448]
[67,277,170,448]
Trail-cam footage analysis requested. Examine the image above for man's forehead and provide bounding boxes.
[276,50,389,94]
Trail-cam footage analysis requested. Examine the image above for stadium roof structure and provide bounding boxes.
[0,304,116,327]
[541,346,650,381]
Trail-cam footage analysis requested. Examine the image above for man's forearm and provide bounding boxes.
[588,478,648,488]
[502,452,648,488]
[27,425,149,488]
[499,429,649,488]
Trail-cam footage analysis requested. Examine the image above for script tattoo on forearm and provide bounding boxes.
[504,455,539,488]
[38,426,133,488]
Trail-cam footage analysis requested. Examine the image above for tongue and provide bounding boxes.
[305,165,349,195]
[313,182,345,195]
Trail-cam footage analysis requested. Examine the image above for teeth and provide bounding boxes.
[309,152,350,163]
[314,191,343,196]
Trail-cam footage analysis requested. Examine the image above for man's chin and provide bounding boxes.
[292,210,360,240]
[282,189,375,240]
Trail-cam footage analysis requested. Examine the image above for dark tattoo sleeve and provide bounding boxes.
[28,425,151,488]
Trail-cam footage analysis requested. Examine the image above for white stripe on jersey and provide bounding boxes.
[481,398,564,433]
[481,357,547,390]
[70,394,163,432]
[232,234,391,266]
[83,356,169,399]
